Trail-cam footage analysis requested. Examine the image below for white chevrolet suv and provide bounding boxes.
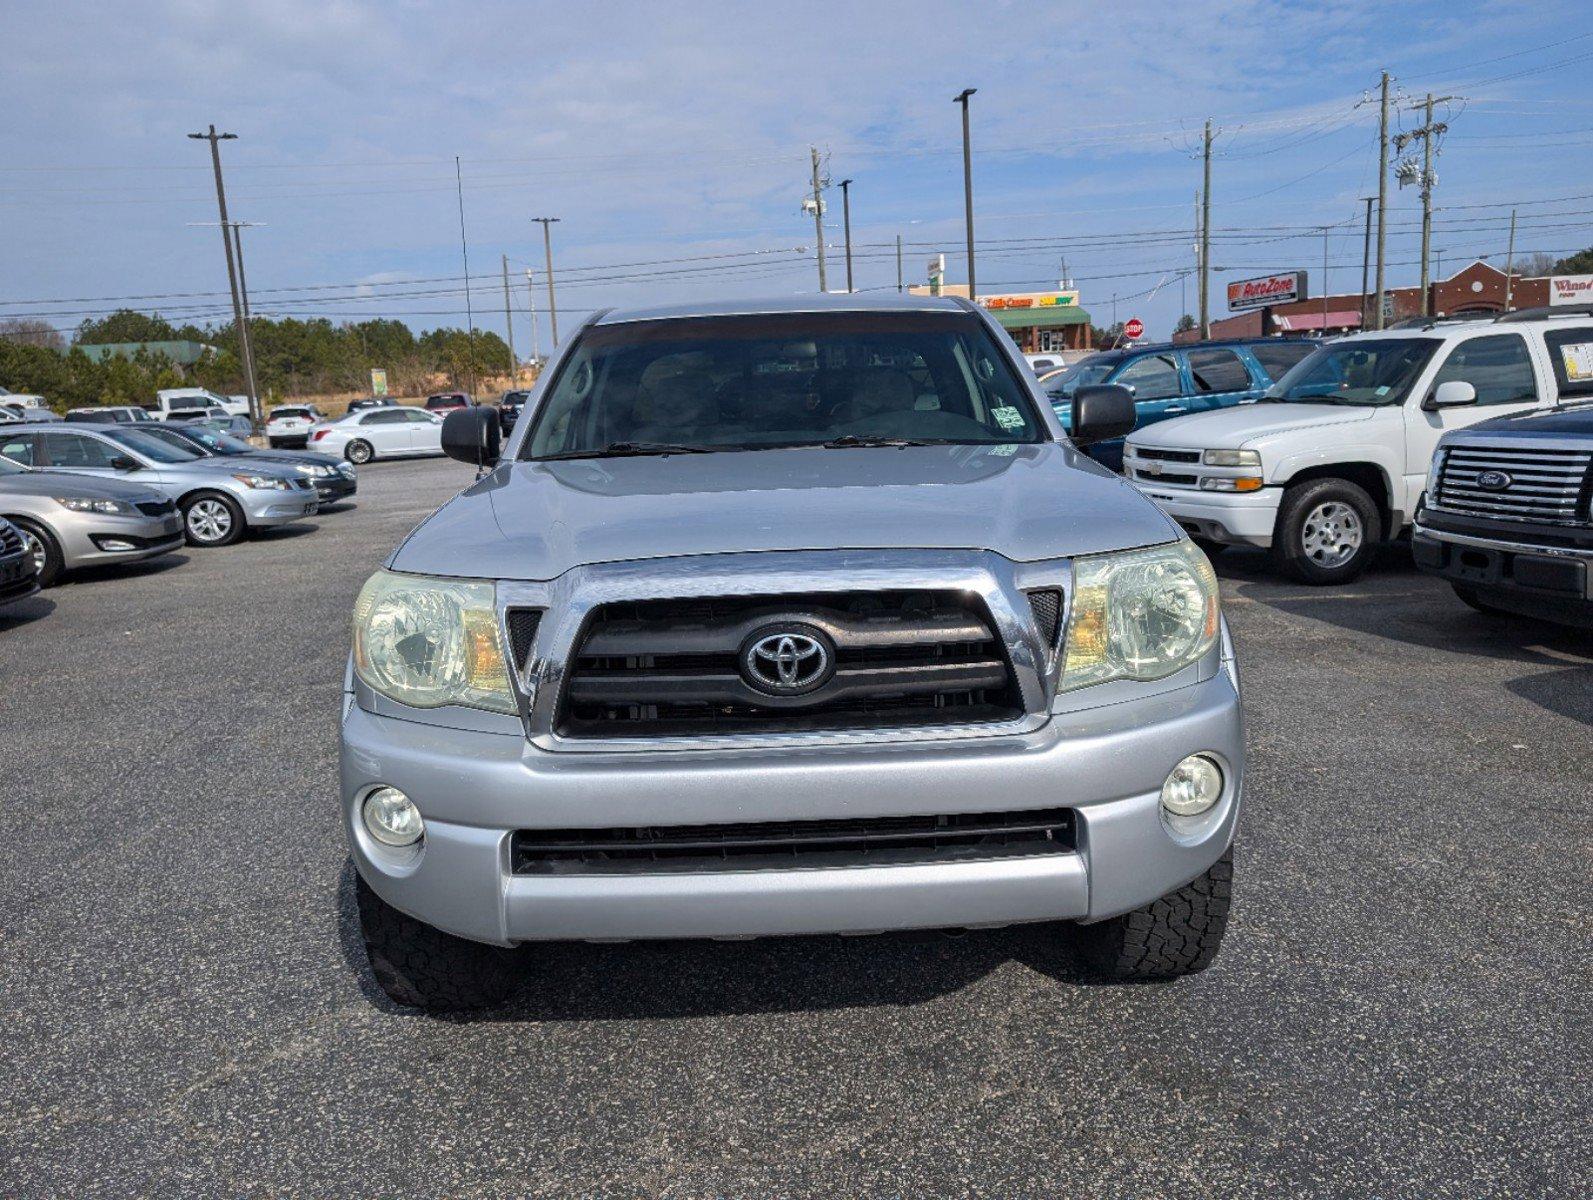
[1123,308,1593,583]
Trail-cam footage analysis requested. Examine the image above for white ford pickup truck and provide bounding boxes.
[1123,307,1593,583]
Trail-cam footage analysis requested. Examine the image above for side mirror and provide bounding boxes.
[1070,384,1137,447]
[1424,380,1477,410]
[441,405,501,467]
[110,455,140,472]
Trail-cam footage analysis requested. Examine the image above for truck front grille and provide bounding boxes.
[1434,444,1593,525]
[558,590,1023,738]
[510,807,1076,874]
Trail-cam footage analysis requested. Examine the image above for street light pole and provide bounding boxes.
[838,178,854,293]
[954,88,977,302]
[188,125,260,429]
[532,217,561,346]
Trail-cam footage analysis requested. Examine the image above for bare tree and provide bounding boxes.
[1517,252,1559,279]
[0,318,65,350]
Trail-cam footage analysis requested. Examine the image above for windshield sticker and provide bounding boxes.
[992,405,1025,430]
[1560,342,1593,381]
[1375,385,1391,396]
[985,443,1018,457]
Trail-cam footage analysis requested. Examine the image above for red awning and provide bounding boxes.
[1274,310,1362,332]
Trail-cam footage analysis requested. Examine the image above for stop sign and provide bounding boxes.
[1124,317,1145,340]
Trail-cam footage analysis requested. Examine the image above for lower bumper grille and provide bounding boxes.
[559,590,1022,738]
[510,807,1076,875]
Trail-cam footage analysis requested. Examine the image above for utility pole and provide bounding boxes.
[524,269,540,365]
[809,146,828,293]
[1397,91,1454,316]
[187,125,260,429]
[954,89,977,301]
[1322,224,1331,334]
[1503,208,1518,311]
[501,254,516,380]
[1374,71,1390,329]
[532,217,560,346]
[454,157,478,397]
[1359,196,1374,329]
[838,178,854,293]
[1198,119,1213,339]
[896,234,903,293]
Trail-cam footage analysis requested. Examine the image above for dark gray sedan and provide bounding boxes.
[139,423,358,506]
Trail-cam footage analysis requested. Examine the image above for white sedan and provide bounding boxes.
[308,406,446,464]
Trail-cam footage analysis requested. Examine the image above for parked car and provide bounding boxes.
[341,294,1241,1011]
[1123,308,1593,584]
[0,423,318,547]
[423,392,473,414]
[143,422,357,506]
[497,389,533,432]
[1415,389,1593,629]
[0,389,51,411]
[1044,338,1318,471]
[265,404,326,448]
[0,515,41,609]
[347,398,395,413]
[195,415,255,438]
[63,406,155,424]
[1025,353,1064,375]
[309,406,445,464]
[2,402,60,423]
[153,387,249,419]
[0,451,183,586]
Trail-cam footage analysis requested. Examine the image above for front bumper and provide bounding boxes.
[342,665,1244,946]
[56,511,185,570]
[1414,517,1593,625]
[240,487,320,526]
[1131,482,1280,547]
[313,475,357,504]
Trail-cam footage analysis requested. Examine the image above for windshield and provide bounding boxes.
[524,311,1045,459]
[1042,358,1113,400]
[106,428,204,463]
[180,427,253,455]
[1265,337,1441,406]
[272,408,312,420]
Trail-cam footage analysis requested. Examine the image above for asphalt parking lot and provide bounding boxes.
[1,457,1588,1198]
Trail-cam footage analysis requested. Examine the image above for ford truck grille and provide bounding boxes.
[1434,444,1593,525]
[558,590,1023,738]
[510,807,1076,874]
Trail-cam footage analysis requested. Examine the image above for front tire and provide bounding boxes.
[355,874,517,1012]
[1270,478,1382,585]
[13,519,63,587]
[181,492,244,547]
[1075,848,1233,979]
[345,439,374,465]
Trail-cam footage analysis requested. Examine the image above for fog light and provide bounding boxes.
[1161,755,1223,816]
[362,786,424,846]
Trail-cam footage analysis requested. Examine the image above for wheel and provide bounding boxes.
[1190,536,1228,557]
[12,518,62,587]
[181,492,244,547]
[1269,478,1382,585]
[1075,848,1233,980]
[355,873,517,1012]
[345,439,374,465]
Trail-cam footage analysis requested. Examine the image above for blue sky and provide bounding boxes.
[3,0,1591,346]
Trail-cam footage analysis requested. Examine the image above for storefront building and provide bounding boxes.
[909,284,1094,352]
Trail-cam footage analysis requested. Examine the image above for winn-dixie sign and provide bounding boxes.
[1550,274,1593,305]
[1227,271,1307,311]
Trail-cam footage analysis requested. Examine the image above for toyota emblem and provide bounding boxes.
[1475,470,1513,492]
[741,625,834,696]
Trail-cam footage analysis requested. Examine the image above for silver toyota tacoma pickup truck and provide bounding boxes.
[342,295,1243,1010]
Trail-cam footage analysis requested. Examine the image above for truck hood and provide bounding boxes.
[1126,402,1378,450]
[390,443,1181,581]
[0,469,165,504]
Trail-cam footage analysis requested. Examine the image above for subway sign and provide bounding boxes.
[1227,271,1308,311]
[979,291,1079,310]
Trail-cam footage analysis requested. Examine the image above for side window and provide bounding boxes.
[0,435,35,466]
[403,408,438,423]
[1186,348,1252,393]
[42,432,118,467]
[1542,325,1593,399]
[1429,334,1538,407]
[1111,354,1183,402]
[363,410,405,425]
[1249,341,1315,383]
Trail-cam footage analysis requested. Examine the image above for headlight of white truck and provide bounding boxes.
[352,570,514,713]
[1060,540,1220,691]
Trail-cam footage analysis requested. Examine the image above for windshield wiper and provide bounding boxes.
[537,441,719,461]
[819,434,947,449]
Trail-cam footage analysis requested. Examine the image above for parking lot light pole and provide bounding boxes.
[954,89,977,302]
[839,179,854,293]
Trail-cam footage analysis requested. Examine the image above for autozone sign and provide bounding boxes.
[1227,271,1307,311]
[1549,274,1593,305]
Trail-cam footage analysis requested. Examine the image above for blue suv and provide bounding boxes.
[1046,338,1318,470]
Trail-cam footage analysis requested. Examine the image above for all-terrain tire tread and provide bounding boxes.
[355,875,516,1012]
[1077,849,1233,979]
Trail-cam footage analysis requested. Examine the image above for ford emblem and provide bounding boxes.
[1475,470,1513,492]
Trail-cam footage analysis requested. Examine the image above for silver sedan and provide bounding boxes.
[0,454,183,586]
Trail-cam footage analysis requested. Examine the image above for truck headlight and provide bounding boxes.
[1202,449,1261,468]
[1061,540,1220,691]
[352,569,514,713]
